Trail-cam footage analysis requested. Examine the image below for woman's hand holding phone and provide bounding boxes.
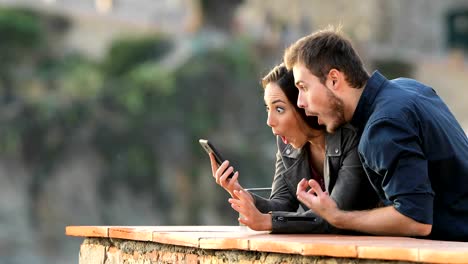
[209,153,243,198]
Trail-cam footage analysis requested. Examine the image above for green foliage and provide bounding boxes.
[0,7,271,225]
[102,35,173,76]
[0,8,42,53]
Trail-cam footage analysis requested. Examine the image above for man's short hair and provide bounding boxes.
[284,25,369,88]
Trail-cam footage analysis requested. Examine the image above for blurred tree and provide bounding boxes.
[102,35,172,76]
[0,7,271,230]
[199,0,244,31]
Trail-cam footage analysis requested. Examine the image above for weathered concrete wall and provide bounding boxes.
[80,238,419,264]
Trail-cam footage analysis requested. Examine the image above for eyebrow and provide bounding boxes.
[271,99,285,104]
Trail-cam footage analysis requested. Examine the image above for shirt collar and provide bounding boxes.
[351,70,387,131]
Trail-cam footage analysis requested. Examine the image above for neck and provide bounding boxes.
[344,82,366,122]
[307,131,326,149]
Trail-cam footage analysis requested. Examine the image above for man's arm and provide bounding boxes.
[297,179,432,237]
[333,204,432,236]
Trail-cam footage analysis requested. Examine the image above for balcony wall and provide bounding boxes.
[66,226,468,263]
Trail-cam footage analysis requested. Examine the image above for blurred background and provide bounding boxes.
[0,0,467,263]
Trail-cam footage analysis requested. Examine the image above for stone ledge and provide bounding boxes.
[66,226,468,263]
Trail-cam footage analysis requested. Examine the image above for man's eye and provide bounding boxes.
[276,107,284,113]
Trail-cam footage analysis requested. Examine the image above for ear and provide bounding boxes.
[328,69,342,91]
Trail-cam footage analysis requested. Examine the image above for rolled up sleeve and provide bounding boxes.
[360,117,435,224]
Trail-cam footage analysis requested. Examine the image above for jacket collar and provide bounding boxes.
[276,127,345,168]
[325,128,342,157]
[280,141,303,159]
[351,70,387,131]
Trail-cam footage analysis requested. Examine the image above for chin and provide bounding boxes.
[291,141,306,149]
[326,121,341,134]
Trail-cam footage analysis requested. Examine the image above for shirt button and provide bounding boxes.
[335,148,339,154]
[286,149,291,155]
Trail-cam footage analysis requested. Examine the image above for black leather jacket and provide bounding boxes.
[252,124,378,233]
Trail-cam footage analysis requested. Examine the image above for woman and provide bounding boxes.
[211,63,377,233]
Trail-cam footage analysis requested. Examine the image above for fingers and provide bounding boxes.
[234,189,250,202]
[209,153,218,176]
[238,217,248,226]
[231,190,252,205]
[230,190,258,227]
[229,197,246,216]
[308,179,324,196]
[296,178,309,195]
[236,188,254,203]
[226,171,239,188]
[219,166,236,185]
[229,190,254,214]
[213,159,231,183]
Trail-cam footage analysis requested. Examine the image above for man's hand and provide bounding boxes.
[297,179,432,236]
[296,178,339,223]
[210,153,242,198]
[229,190,272,231]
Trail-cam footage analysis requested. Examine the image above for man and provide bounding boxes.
[284,27,468,241]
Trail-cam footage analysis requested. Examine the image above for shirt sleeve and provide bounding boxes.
[360,117,435,224]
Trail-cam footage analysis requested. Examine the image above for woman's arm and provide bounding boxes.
[253,147,298,213]
[230,190,337,233]
[328,128,378,211]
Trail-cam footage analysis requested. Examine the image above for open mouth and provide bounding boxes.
[273,130,289,144]
[281,136,288,144]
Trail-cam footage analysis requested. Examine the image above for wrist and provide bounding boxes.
[329,209,346,229]
[263,213,273,231]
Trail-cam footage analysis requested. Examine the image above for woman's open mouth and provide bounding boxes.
[281,136,288,144]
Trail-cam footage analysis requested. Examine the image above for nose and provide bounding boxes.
[297,91,306,109]
[266,112,276,128]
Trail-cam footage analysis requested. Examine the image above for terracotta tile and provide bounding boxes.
[199,235,249,250]
[419,247,468,263]
[66,226,109,238]
[152,231,201,248]
[198,229,266,250]
[302,243,357,258]
[145,225,241,232]
[249,239,304,255]
[246,234,306,254]
[357,245,419,262]
[109,226,153,241]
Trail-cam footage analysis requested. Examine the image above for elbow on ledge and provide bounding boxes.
[412,222,432,237]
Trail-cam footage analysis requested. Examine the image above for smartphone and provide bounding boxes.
[199,139,234,178]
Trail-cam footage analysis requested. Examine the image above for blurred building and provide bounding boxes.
[0,1,467,263]
[236,0,468,130]
[0,0,200,58]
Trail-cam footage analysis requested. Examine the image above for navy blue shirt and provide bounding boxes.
[351,71,468,241]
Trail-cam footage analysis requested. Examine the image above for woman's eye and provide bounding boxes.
[276,107,284,113]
